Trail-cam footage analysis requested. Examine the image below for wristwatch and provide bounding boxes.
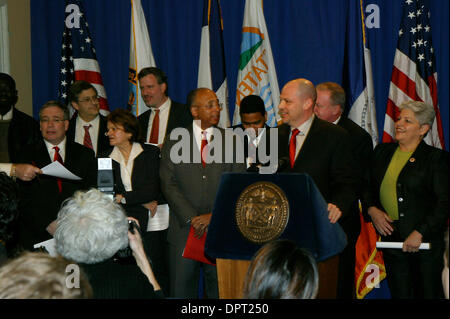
[120,196,126,204]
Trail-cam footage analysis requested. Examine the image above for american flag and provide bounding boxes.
[383,0,444,149]
[58,0,109,117]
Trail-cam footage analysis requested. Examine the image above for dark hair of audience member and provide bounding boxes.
[243,239,319,299]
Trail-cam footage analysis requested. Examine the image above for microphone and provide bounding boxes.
[276,156,290,172]
[97,158,114,199]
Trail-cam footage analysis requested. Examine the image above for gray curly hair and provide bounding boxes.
[54,188,129,264]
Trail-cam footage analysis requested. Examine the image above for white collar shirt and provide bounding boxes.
[45,137,67,163]
[75,115,100,155]
[146,98,171,145]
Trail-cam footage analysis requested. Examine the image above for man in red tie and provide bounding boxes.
[17,101,97,250]
[67,81,110,156]
[277,78,357,226]
[137,67,192,148]
[160,88,245,298]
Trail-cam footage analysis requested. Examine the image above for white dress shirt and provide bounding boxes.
[74,115,100,155]
[44,138,67,162]
[108,142,143,192]
[291,115,314,161]
[193,120,214,153]
[146,98,171,145]
[0,107,13,120]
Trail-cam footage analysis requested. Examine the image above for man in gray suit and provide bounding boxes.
[160,88,245,298]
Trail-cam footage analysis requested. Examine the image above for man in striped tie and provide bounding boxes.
[67,81,110,156]
[17,101,97,250]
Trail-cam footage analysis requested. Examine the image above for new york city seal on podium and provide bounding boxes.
[235,181,289,244]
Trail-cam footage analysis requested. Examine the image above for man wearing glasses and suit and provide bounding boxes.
[160,88,246,298]
[66,80,110,156]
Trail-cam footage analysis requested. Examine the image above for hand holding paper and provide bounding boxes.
[41,161,82,180]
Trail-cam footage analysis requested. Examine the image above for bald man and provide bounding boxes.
[277,79,357,259]
[160,88,245,298]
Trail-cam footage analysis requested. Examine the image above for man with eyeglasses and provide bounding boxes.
[67,80,110,156]
[16,100,97,251]
[160,88,246,298]
[0,73,42,181]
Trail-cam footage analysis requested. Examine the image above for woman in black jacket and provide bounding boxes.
[364,101,448,298]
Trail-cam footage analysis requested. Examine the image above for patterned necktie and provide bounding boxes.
[83,124,93,150]
[149,109,160,144]
[53,146,64,193]
[201,131,208,167]
[289,128,300,168]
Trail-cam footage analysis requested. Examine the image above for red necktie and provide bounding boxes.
[149,109,160,144]
[289,129,300,168]
[53,146,64,193]
[201,131,208,167]
[83,124,93,150]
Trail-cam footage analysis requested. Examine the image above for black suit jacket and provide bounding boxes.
[8,107,41,163]
[138,100,192,144]
[67,114,111,155]
[278,117,357,221]
[101,143,160,229]
[18,139,97,249]
[336,117,374,239]
[363,141,448,242]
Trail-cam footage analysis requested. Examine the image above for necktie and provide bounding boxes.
[289,129,300,168]
[149,109,160,144]
[83,124,93,150]
[201,131,208,167]
[53,146,64,193]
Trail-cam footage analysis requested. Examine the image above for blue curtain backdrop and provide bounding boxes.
[30,0,449,149]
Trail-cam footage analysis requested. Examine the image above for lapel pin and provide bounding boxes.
[409,157,415,163]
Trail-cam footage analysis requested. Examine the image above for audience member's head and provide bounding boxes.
[54,188,129,264]
[242,239,319,299]
[0,251,92,298]
[0,172,19,258]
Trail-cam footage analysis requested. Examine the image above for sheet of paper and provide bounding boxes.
[41,161,82,180]
[376,242,430,250]
[33,238,58,256]
[147,204,169,231]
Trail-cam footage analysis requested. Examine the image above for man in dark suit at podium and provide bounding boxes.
[66,81,110,156]
[231,95,272,170]
[160,88,245,298]
[277,78,357,233]
[17,101,96,250]
[314,82,373,299]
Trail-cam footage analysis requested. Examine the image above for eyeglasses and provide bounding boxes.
[78,96,99,103]
[195,102,223,110]
[40,118,65,123]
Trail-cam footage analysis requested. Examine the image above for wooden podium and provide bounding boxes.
[205,173,347,299]
[216,255,339,299]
